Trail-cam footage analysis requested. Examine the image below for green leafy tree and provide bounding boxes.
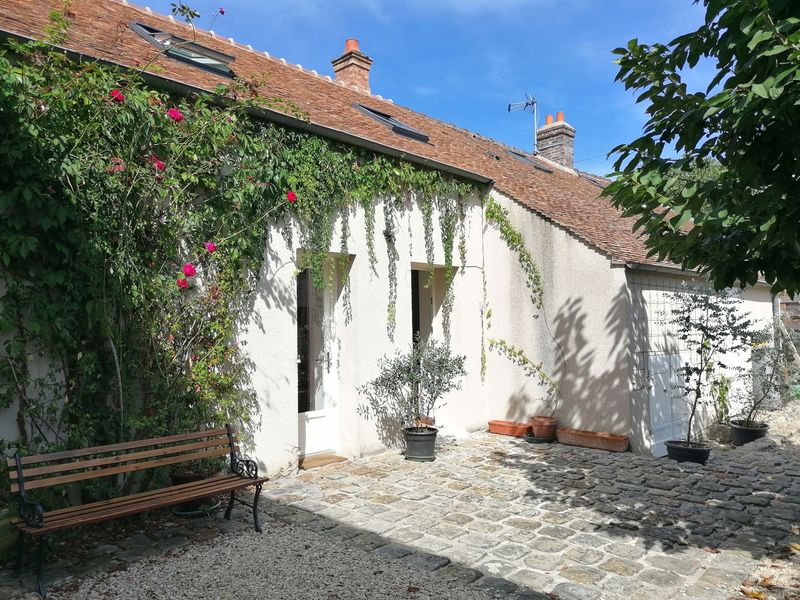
[605,0,800,294]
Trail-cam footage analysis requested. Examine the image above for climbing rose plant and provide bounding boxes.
[0,32,477,463]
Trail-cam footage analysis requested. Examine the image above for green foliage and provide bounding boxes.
[357,337,466,430]
[484,196,553,395]
[605,0,800,294]
[487,339,556,409]
[485,198,543,309]
[710,374,731,424]
[0,33,479,476]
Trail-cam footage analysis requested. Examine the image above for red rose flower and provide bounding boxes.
[204,242,217,253]
[150,155,165,171]
[287,190,297,203]
[182,263,197,277]
[177,278,189,289]
[109,89,126,103]
[166,108,185,122]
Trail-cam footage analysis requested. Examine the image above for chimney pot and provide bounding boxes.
[332,38,373,92]
[537,111,575,169]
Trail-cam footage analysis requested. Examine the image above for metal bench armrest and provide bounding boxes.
[231,454,259,480]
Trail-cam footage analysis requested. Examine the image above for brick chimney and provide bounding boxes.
[537,111,575,169]
[331,38,373,92]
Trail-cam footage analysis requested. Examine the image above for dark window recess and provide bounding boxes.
[411,269,421,342]
[507,150,553,174]
[355,104,429,143]
[130,22,234,76]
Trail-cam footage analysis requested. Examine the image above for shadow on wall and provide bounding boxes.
[235,242,297,451]
[500,287,631,437]
[533,286,632,435]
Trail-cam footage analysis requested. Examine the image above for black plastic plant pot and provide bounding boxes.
[404,427,438,462]
[729,420,769,447]
[665,440,711,465]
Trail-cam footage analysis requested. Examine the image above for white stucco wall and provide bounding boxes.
[481,191,632,439]
[237,185,639,476]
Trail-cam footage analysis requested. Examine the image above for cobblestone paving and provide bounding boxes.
[266,433,800,600]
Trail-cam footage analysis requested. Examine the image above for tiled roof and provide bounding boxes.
[0,0,656,264]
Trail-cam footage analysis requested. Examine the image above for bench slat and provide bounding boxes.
[12,438,236,481]
[10,446,232,493]
[16,475,266,536]
[36,475,243,520]
[7,428,230,468]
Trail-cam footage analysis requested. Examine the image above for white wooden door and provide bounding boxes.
[297,268,338,456]
[648,353,687,456]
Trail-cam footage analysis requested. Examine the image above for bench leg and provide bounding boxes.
[253,483,263,533]
[224,491,235,520]
[15,532,25,575]
[35,536,47,599]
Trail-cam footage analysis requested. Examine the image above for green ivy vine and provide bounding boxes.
[483,197,552,391]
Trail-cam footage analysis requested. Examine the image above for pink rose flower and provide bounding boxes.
[182,263,197,277]
[204,242,217,253]
[107,157,125,173]
[166,108,185,122]
[109,89,126,103]
[287,190,297,203]
[177,278,189,289]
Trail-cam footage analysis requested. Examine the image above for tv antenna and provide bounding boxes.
[507,92,539,154]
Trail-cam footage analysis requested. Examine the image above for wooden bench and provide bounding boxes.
[7,425,267,597]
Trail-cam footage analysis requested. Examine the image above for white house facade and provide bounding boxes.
[0,0,775,477]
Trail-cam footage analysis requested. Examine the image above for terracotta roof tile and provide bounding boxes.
[0,0,656,264]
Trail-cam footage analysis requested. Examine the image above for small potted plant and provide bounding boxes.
[730,337,780,446]
[488,339,557,442]
[358,337,466,462]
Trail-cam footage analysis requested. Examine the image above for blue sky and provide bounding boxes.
[146,0,707,176]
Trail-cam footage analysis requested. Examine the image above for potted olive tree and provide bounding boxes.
[664,288,756,465]
[358,337,466,462]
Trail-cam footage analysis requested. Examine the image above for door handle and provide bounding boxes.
[315,352,331,370]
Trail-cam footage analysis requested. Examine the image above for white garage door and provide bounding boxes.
[648,353,688,457]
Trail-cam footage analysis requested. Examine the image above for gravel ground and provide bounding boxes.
[49,521,496,600]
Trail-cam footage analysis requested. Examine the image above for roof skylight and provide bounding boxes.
[355,104,429,143]
[506,150,553,173]
[130,22,234,76]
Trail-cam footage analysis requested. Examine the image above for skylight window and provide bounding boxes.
[506,150,553,173]
[130,22,234,76]
[355,104,429,143]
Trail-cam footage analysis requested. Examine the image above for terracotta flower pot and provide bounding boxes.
[488,420,532,437]
[531,416,557,440]
[556,428,629,452]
